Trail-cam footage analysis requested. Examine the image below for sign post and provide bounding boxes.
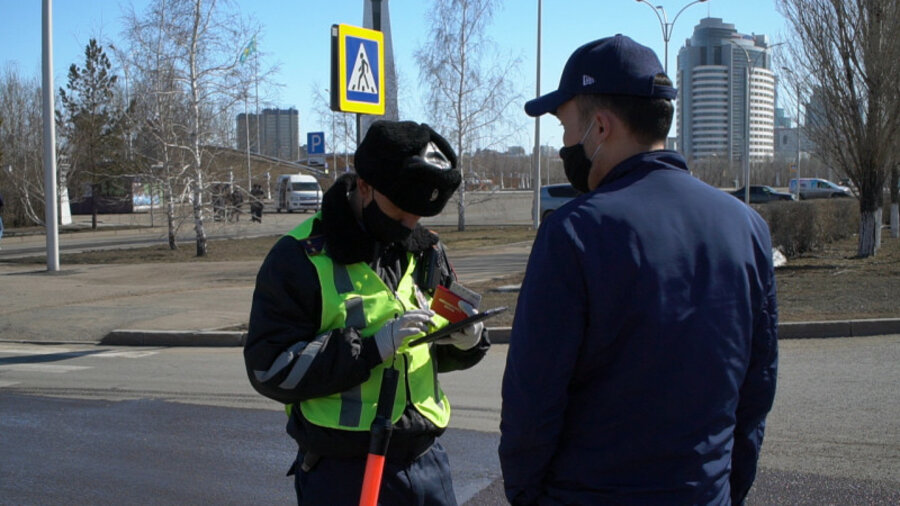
[307,131,326,170]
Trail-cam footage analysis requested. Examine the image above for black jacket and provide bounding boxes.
[244,174,489,460]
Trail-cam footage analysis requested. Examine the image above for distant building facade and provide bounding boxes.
[775,107,792,129]
[236,108,300,161]
[676,18,777,164]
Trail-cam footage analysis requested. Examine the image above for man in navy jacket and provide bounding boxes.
[500,35,778,505]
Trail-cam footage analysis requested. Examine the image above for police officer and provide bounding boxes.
[244,120,489,505]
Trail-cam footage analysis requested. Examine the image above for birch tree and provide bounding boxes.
[415,0,521,231]
[778,0,900,256]
[121,0,257,255]
[0,65,47,225]
[891,163,899,237]
[177,0,249,256]
[121,0,192,249]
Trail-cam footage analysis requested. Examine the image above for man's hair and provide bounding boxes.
[575,74,674,145]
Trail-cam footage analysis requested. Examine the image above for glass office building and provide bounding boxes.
[676,18,776,164]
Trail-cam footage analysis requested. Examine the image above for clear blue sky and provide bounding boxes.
[0,0,788,152]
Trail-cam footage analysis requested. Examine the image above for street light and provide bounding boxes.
[729,40,783,204]
[108,43,133,162]
[781,66,805,198]
[634,0,710,75]
[532,0,542,230]
[325,88,338,181]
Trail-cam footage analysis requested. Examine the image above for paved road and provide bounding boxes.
[2,337,898,504]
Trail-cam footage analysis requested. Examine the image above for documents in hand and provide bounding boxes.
[409,306,507,347]
[430,281,483,323]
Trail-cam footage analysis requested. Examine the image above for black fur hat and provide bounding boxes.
[354,120,461,217]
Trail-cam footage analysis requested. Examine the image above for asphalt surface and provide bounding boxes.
[2,214,899,504]
[2,340,898,505]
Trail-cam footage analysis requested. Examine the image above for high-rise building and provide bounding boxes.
[236,108,300,161]
[676,18,777,164]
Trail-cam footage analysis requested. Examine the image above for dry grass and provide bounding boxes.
[8,225,899,324]
[474,234,900,327]
[775,235,900,321]
[5,225,537,265]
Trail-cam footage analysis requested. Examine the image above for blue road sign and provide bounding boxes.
[331,24,384,115]
[308,132,325,155]
[345,36,380,104]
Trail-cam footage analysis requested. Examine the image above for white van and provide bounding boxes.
[788,178,852,200]
[275,174,323,213]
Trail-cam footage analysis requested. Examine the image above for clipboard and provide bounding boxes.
[408,306,508,347]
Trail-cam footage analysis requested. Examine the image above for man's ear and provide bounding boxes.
[594,109,614,143]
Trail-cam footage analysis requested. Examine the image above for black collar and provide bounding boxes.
[599,150,690,187]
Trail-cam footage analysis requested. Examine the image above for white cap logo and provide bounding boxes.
[430,189,439,201]
[583,75,595,86]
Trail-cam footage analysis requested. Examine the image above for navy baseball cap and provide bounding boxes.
[525,34,676,117]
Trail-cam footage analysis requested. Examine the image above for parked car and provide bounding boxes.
[728,185,796,203]
[788,178,852,199]
[539,183,579,221]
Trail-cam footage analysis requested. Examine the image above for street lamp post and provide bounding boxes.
[729,40,783,204]
[730,42,753,205]
[634,0,710,75]
[782,66,803,198]
[532,0,542,230]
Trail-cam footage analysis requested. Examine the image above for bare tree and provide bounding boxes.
[415,0,522,231]
[778,0,900,256]
[120,0,258,256]
[310,83,357,178]
[891,163,899,237]
[0,65,47,225]
[176,0,247,256]
[121,0,192,249]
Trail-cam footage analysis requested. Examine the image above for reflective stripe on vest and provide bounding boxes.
[284,215,451,430]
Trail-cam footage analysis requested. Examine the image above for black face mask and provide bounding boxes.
[362,199,413,244]
[559,144,593,194]
[559,119,600,194]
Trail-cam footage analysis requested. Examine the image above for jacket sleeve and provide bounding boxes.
[243,236,383,405]
[429,240,490,373]
[499,221,586,505]
[730,223,779,504]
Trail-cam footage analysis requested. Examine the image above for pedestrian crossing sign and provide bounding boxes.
[331,24,384,115]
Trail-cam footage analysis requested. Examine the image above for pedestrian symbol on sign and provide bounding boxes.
[349,43,378,94]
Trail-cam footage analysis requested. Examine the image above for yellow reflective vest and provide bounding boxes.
[284,215,452,431]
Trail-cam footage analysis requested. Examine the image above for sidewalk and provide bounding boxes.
[0,260,257,346]
[2,219,900,346]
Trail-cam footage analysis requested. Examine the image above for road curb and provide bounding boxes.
[102,329,246,347]
[778,318,900,339]
[96,319,900,347]
[489,319,900,344]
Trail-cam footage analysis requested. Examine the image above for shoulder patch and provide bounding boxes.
[299,235,326,256]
